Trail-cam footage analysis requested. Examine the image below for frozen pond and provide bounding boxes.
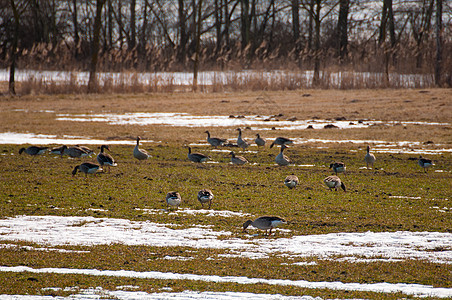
[0,69,436,88]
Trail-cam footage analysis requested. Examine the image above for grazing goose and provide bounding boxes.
[72,162,101,177]
[62,145,90,158]
[255,133,266,147]
[229,151,248,165]
[364,145,376,169]
[97,145,117,172]
[197,189,214,209]
[205,131,227,148]
[418,155,434,172]
[270,137,294,148]
[50,145,66,157]
[19,146,48,156]
[133,136,150,160]
[75,145,94,156]
[187,147,209,163]
[242,216,286,236]
[330,162,346,175]
[166,191,182,209]
[275,145,291,166]
[324,175,346,192]
[284,175,299,189]
[236,128,250,150]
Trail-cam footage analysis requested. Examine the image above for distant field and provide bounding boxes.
[0,89,451,299]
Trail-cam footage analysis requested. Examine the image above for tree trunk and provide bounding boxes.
[139,0,148,56]
[129,0,136,50]
[241,0,250,49]
[307,0,315,50]
[337,0,349,61]
[387,0,396,48]
[193,0,203,92]
[178,0,188,64]
[9,0,20,95]
[88,0,106,93]
[313,0,321,85]
[214,0,222,54]
[291,0,300,45]
[107,0,113,50]
[435,0,443,86]
[72,0,79,48]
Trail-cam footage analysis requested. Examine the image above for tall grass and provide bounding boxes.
[1,39,449,95]
[9,69,437,95]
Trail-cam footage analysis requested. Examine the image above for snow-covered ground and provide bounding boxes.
[0,214,451,298]
[0,288,321,300]
[1,265,451,298]
[0,215,451,264]
[53,112,450,129]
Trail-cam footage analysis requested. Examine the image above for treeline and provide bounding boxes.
[1,0,451,93]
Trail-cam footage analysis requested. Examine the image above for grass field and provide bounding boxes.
[0,89,451,299]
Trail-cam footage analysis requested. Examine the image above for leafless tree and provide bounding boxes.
[88,0,107,92]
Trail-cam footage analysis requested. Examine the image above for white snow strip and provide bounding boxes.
[1,266,451,298]
[0,216,451,264]
[54,112,450,129]
[134,208,250,218]
[0,132,137,145]
[0,243,89,254]
[1,287,319,300]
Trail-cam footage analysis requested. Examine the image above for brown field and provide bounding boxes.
[1,89,451,146]
[0,88,451,299]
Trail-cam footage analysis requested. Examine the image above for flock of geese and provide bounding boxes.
[17,129,435,236]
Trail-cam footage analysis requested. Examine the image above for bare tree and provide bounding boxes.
[337,0,349,61]
[88,0,107,93]
[193,0,203,91]
[8,0,21,95]
[409,0,434,69]
[435,0,443,86]
[129,0,136,49]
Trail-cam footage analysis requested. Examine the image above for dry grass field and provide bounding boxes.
[0,89,451,299]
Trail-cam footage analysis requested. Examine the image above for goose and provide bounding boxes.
[205,131,227,148]
[72,162,101,177]
[187,147,209,163]
[270,137,294,148]
[19,146,48,156]
[75,145,94,156]
[275,145,291,166]
[236,128,250,150]
[133,136,150,160]
[324,175,346,192]
[242,216,286,236]
[330,162,346,175]
[364,145,376,169]
[255,133,266,147]
[229,151,248,165]
[284,175,299,189]
[197,189,214,209]
[97,145,117,172]
[50,145,66,157]
[62,145,90,158]
[166,191,182,209]
[418,155,434,173]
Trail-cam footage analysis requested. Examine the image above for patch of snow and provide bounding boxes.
[0,266,451,298]
[0,216,451,264]
[0,132,137,145]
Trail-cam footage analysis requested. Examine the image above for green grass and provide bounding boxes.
[0,143,451,299]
